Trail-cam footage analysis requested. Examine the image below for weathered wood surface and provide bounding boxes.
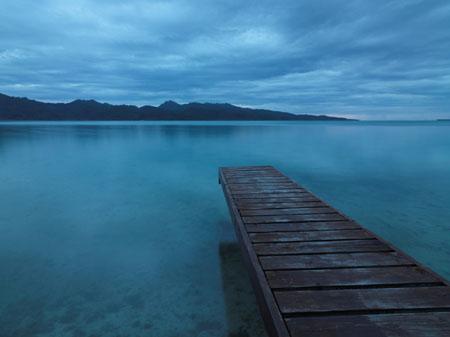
[219,166,450,337]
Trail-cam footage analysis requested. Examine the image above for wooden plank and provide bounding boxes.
[237,201,326,210]
[250,229,373,243]
[234,192,310,199]
[266,266,441,289]
[232,190,307,197]
[231,189,305,194]
[235,196,320,204]
[225,176,285,180]
[246,221,361,233]
[232,190,306,196]
[227,179,297,184]
[231,186,304,191]
[223,170,278,175]
[260,252,413,270]
[275,287,450,314]
[254,240,390,255]
[241,207,338,217]
[222,167,278,172]
[243,213,346,224]
[228,183,299,189]
[286,312,450,337]
[222,166,274,171]
[227,178,292,184]
[225,174,284,178]
[224,171,283,177]
[224,171,287,177]
[228,181,298,186]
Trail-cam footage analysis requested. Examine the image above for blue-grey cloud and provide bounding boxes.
[1,0,449,119]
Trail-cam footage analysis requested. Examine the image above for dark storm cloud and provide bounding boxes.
[1,0,449,119]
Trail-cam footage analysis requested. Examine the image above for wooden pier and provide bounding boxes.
[219,166,450,337]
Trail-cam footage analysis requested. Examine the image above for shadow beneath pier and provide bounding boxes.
[219,242,268,337]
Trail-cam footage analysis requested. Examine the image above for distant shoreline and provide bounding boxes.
[0,93,355,121]
[0,119,357,122]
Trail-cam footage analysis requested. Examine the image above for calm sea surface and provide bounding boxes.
[1,121,449,337]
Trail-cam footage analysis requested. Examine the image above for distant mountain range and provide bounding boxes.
[0,93,354,121]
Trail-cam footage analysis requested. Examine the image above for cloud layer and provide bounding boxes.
[1,0,449,119]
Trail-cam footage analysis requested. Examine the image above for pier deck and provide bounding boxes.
[219,166,450,337]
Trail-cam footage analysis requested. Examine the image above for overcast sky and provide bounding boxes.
[1,0,449,119]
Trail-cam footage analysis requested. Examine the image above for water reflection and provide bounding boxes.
[219,243,267,337]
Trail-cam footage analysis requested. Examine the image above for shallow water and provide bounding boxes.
[0,121,449,337]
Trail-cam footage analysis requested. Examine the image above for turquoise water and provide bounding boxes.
[1,121,449,337]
